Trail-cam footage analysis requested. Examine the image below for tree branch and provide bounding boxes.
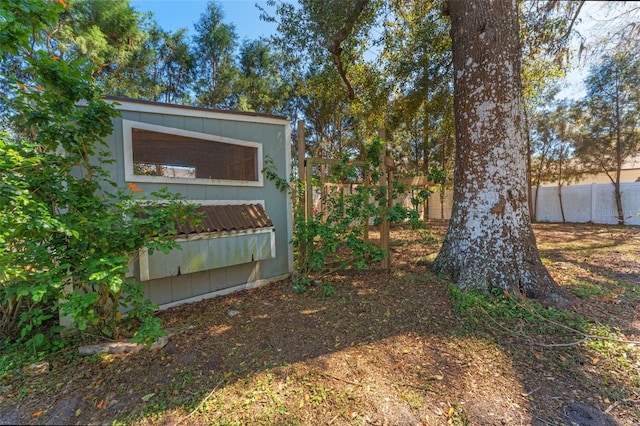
[560,0,585,43]
[328,0,371,100]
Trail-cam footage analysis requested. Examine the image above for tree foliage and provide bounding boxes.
[571,51,640,224]
[57,0,154,97]
[236,39,288,113]
[192,1,239,108]
[0,0,195,350]
[382,0,454,179]
[142,24,195,104]
[265,0,388,161]
[529,101,583,221]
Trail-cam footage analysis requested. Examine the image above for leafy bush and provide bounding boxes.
[264,143,430,292]
[0,0,196,351]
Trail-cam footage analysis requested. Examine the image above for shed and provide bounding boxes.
[102,96,293,309]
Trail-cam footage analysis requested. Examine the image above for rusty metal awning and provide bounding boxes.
[174,204,273,235]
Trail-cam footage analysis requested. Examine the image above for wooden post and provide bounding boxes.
[297,121,307,269]
[378,128,390,270]
[320,161,327,222]
[387,154,394,266]
[305,159,314,222]
[297,120,305,182]
[363,170,369,243]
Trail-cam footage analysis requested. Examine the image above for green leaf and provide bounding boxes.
[33,333,45,347]
[141,393,155,402]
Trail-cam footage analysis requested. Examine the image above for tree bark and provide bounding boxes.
[434,0,568,307]
[558,158,566,223]
[614,87,625,225]
[524,106,534,219]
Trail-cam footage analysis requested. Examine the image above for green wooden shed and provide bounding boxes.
[102,96,293,309]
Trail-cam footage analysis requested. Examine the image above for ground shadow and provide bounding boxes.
[1,223,637,425]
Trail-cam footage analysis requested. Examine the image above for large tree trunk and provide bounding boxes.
[524,106,534,219]
[434,0,568,307]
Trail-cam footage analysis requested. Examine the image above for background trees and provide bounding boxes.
[529,102,582,221]
[266,0,385,161]
[236,39,287,113]
[151,26,195,104]
[383,0,454,178]
[527,47,640,225]
[571,52,640,224]
[192,2,238,108]
[58,0,154,97]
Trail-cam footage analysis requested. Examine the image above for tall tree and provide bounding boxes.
[266,0,384,157]
[58,0,152,97]
[530,102,582,222]
[236,39,286,114]
[156,27,195,104]
[572,51,640,225]
[192,1,238,108]
[433,0,567,306]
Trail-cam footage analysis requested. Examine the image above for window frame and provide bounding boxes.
[123,119,264,187]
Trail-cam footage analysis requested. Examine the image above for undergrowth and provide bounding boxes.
[449,286,591,339]
[449,285,640,417]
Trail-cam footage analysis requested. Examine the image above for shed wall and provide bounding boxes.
[102,103,292,307]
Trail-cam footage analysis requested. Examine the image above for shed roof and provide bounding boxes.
[103,95,289,122]
[174,204,273,235]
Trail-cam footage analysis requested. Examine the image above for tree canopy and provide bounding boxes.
[4,0,630,182]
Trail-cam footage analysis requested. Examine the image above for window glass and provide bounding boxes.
[131,128,258,181]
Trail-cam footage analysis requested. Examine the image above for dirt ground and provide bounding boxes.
[1,222,639,425]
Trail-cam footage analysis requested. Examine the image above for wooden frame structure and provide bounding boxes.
[296,121,392,270]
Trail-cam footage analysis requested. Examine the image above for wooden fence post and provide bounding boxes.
[297,121,307,270]
[364,169,370,243]
[305,159,314,223]
[378,128,390,270]
[297,120,305,182]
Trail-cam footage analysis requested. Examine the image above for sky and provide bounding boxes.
[129,1,635,101]
[556,1,639,99]
[130,0,277,41]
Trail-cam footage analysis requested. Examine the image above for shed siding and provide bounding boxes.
[104,101,291,306]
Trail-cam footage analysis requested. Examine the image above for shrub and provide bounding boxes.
[0,0,195,351]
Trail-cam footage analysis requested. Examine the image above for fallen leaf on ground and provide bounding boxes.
[142,393,155,402]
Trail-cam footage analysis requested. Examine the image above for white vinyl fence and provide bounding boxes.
[533,182,640,225]
[402,182,640,225]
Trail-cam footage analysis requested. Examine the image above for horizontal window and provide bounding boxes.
[123,120,263,186]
